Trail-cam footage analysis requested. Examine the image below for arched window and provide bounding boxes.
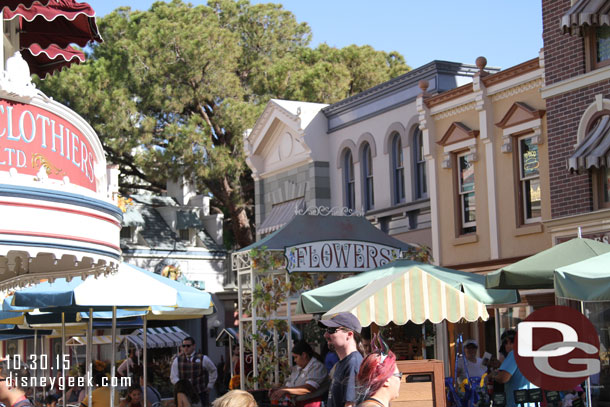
[413,128,427,199]
[391,133,405,204]
[343,150,355,210]
[361,143,374,211]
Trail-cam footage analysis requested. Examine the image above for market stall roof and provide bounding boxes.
[554,251,610,301]
[485,238,610,289]
[322,265,490,326]
[299,260,518,315]
[122,326,189,349]
[240,214,413,252]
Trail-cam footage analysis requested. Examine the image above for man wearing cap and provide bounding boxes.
[319,312,364,407]
[457,339,487,382]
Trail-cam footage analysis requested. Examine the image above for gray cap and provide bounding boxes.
[464,339,479,348]
[318,312,362,334]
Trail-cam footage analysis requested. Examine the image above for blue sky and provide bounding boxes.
[87,0,543,70]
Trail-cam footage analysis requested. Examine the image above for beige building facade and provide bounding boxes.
[417,55,552,273]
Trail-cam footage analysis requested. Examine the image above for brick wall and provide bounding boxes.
[542,0,585,86]
[542,0,610,218]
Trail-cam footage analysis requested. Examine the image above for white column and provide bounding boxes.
[474,77,500,259]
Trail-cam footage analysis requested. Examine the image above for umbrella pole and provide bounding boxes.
[143,316,147,407]
[87,308,93,407]
[33,329,37,405]
[62,312,66,405]
[581,301,592,407]
[110,306,117,407]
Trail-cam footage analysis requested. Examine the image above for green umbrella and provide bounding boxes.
[485,238,610,289]
[298,259,518,314]
[554,251,610,301]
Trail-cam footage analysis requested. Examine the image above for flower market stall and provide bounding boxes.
[232,209,413,391]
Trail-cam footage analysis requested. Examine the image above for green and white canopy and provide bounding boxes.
[322,265,491,326]
[299,260,518,318]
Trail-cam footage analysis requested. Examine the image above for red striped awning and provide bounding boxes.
[4,0,102,49]
[22,43,85,77]
[1,1,50,12]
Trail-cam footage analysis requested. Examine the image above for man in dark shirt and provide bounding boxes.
[319,312,364,407]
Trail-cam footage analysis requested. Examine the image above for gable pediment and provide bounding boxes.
[496,102,545,129]
[438,122,479,146]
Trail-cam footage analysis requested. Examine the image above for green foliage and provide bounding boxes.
[37,0,410,247]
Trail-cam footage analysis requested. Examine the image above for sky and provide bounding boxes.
[87,0,543,71]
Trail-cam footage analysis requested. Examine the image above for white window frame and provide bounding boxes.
[457,151,476,231]
[392,134,405,204]
[362,143,374,211]
[517,134,541,224]
[344,150,355,210]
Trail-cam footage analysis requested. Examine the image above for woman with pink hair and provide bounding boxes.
[354,338,402,407]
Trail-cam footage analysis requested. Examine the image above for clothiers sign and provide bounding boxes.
[0,99,98,191]
[285,240,402,272]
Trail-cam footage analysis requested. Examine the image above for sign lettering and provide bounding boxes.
[285,240,401,272]
[0,99,98,191]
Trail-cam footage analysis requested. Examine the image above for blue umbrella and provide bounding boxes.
[5,262,212,407]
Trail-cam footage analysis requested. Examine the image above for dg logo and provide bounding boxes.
[514,305,601,390]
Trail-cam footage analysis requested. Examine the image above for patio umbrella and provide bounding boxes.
[298,260,518,315]
[554,251,610,301]
[7,262,212,309]
[485,238,610,289]
[6,262,212,407]
[322,265,493,326]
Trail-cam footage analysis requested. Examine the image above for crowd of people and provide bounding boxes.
[0,323,589,407]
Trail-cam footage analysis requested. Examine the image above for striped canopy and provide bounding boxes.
[322,266,490,326]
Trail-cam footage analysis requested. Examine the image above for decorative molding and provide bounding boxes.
[541,60,610,99]
[296,206,364,217]
[496,102,546,129]
[433,102,477,121]
[490,78,544,102]
[0,52,38,100]
[438,122,479,147]
[425,83,473,108]
[481,58,540,87]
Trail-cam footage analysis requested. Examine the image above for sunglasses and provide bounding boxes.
[181,343,193,348]
[324,327,345,334]
[393,372,403,379]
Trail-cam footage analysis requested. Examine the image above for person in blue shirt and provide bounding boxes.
[492,329,537,407]
[319,312,365,407]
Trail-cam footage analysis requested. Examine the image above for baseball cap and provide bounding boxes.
[318,312,362,334]
[464,339,478,348]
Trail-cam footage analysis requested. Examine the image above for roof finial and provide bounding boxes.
[418,79,429,95]
[475,56,489,77]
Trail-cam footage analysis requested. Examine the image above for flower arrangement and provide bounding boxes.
[161,265,181,280]
[117,195,134,213]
